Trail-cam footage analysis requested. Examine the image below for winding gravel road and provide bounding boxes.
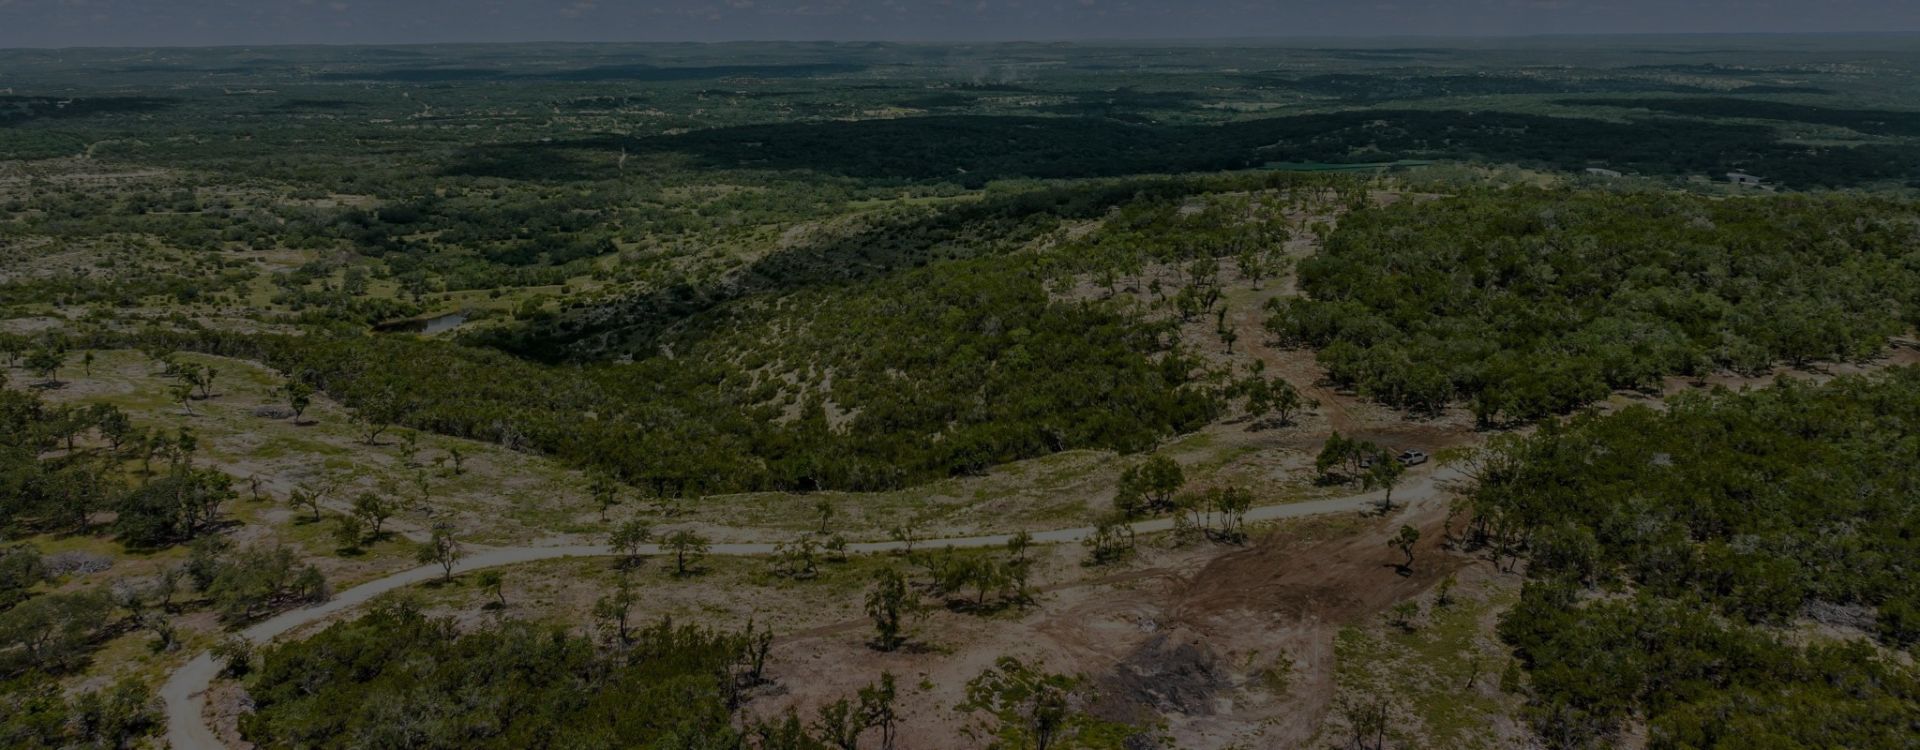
[161,477,1443,749]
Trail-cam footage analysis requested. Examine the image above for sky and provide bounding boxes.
[2,0,1917,48]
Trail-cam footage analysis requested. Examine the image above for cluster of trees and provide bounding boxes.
[158,355,218,410]
[0,335,81,388]
[241,599,933,750]
[1082,515,1139,567]
[596,524,706,578]
[1464,371,1920,747]
[759,671,916,750]
[327,489,399,553]
[957,657,1139,750]
[859,534,1037,654]
[0,385,131,534]
[267,264,423,327]
[0,536,324,676]
[1109,456,1255,544]
[769,532,848,580]
[113,464,234,547]
[186,539,329,624]
[0,547,44,611]
[0,548,255,748]
[241,602,756,748]
[0,357,251,551]
[1272,190,1920,423]
[1315,434,1408,511]
[0,583,119,677]
[1233,373,1311,429]
[0,673,161,750]
[240,596,1141,749]
[916,535,1037,613]
[1113,456,1186,518]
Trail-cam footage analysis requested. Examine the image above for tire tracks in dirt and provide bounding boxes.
[161,481,1434,750]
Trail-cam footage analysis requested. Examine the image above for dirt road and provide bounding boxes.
[161,473,1450,750]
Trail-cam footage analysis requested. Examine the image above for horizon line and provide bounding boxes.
[6,29,1920,53]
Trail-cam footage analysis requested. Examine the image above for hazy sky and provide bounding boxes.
[3,0,1917,48]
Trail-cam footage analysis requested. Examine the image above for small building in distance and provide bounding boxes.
[1585,168,1623,178]
[1727,172,1764,187]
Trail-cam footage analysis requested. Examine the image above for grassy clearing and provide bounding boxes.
[1322,569,1524,749]
[37,349,1340,551]
[698,430,1336,542]
[396,545,1020,643]
[29,349,606,546]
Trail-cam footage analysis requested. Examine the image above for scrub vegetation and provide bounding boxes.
[4,36,1920,749]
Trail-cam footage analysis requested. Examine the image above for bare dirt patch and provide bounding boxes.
[725,495,1470,749]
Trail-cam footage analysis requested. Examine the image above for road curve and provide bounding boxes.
[161,476,1443,749]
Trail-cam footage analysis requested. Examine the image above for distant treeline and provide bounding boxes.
[1249,73,1714,101]
[473,110,1920,187]
[1564,97,1920,137]
[315,62,867,83]
[0,94,174,127]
